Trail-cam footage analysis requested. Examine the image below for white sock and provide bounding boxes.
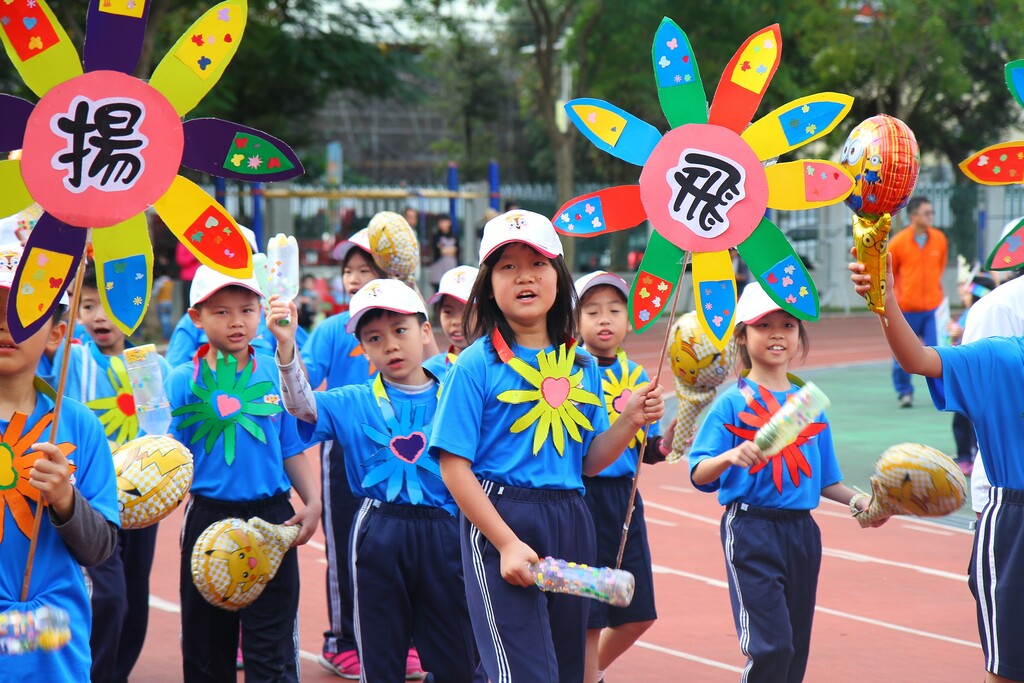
[597,669,607,681]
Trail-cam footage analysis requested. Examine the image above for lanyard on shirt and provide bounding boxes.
[445,346,458,368]
[490,327,576,363]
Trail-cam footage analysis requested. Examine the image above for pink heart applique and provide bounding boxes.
[389,432,426,464]
[215,393,242,419]
[541,377,571,408]
[612,389,632,414]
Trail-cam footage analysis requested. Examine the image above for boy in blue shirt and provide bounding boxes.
[169,266,321,682]
[0,244,119,680]
[424,264,479,381]
[270,278,478,682]
[42,263,172,683]
[574,271,664,683]
[852,254,1024,683]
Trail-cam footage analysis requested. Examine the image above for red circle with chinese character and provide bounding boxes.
[21,70,183,228]
[639,124,768,252]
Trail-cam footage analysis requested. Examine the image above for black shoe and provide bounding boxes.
[898,394,912,408]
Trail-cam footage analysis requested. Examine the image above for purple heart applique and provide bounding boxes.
[389,432,426,464]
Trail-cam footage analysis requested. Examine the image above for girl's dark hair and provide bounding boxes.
[733,315,810,371]
[464,244,582,362]
[343,246,386,279]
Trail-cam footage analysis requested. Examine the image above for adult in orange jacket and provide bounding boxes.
[887,197,948,407]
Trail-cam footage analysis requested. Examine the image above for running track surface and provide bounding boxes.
[131,314,983,681]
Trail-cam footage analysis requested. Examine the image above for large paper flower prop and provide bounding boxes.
[85,356,138,447]
[497,343,602,456]
[553,19,855,348]
[601,352,646,449]
[171,352,282,465]
[0,412,75,543]
[0,0,303,341]
[359,377,441,506]
[726,380,826,493]
[960,59,1024,270]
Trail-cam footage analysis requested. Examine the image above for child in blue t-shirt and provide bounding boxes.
[271,278,479,682]
[42,263,172,683]
[428,211,664,683]
[424,264,479,381]
[169,266,320,682]
[0,244,119,681]
[688,282,882,683]
[852,255,1024,682]
[574,271,666,683]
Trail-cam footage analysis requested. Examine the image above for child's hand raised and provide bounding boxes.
[498,538,540,587]
[266,295,299,362]
[848,248,895,309]
[621,381,665,428]
[29,442,75,521]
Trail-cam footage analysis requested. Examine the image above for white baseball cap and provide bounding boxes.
[735,281,782,324]
[238,225,258,253]
[574,270,628,304]
[429,265,479,304]
[0,243,69,306]
[332,228,373,263]
[478,210,563,264]
[345,278,427,334]
[189,265,263,307]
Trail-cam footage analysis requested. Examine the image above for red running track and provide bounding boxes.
[131,313,981,681]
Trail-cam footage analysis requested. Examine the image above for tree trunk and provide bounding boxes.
[554,129,576,270]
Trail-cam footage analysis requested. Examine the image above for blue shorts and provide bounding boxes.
[582,476,657,628]
[462,481,595,683]
[971,487,1024,681]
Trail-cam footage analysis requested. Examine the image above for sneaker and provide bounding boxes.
[406,647,426,680]
[236,645,244,670]
[959,458,974,476]
[898,394,912,408]
[318,650,361,679]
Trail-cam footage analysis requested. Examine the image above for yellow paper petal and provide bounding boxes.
[568,386,602,406]
[92,214,154,336]
[0,160,34,217]
[511,402,547,435]
[507,356,543,387]
[742,93,854,161]
[692,250,737,351]
[765,160,855,210]
[549,409,564,455]
[148,0,248,117]
[496,389,541,404]
[562,401,594,433]
[559,405,583,443]
[153,175,253,278]
[0,0,82,98]
[533,408,552,455]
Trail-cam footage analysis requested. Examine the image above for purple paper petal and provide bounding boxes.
[182,118,305,182]
[84,0,151,75]
[0,95,34,152]
[7,213,87,344]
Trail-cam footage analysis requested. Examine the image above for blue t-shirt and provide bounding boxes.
[300,312,374,389]
[930,338,1024,488]
[593,354,661,478]
[0,387,119,680]
[43,341,173,447]
[688,381,841,509]
[301,377,456,515]
[168,352,305,501]
[422,349,459,385]
[428,335,610,493]
[165,313,304,368]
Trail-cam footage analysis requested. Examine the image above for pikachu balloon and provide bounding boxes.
[366,211,420,288]
[191,517,300,611]
[666,311,736,461]
[854,443,966,528]
[839,115,920,313]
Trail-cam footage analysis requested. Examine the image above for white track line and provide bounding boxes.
[643,516,678,527]
[633,640,744,673]
[647,499,968,580]
[149,595,321,662]
[657,484,695,494]
[651,565,979,649]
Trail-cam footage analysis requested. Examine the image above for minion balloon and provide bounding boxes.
[839,115,920,313]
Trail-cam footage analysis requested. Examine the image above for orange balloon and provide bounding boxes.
[839,115,920,218]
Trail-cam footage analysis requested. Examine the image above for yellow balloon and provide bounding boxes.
[114,435,194,529]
